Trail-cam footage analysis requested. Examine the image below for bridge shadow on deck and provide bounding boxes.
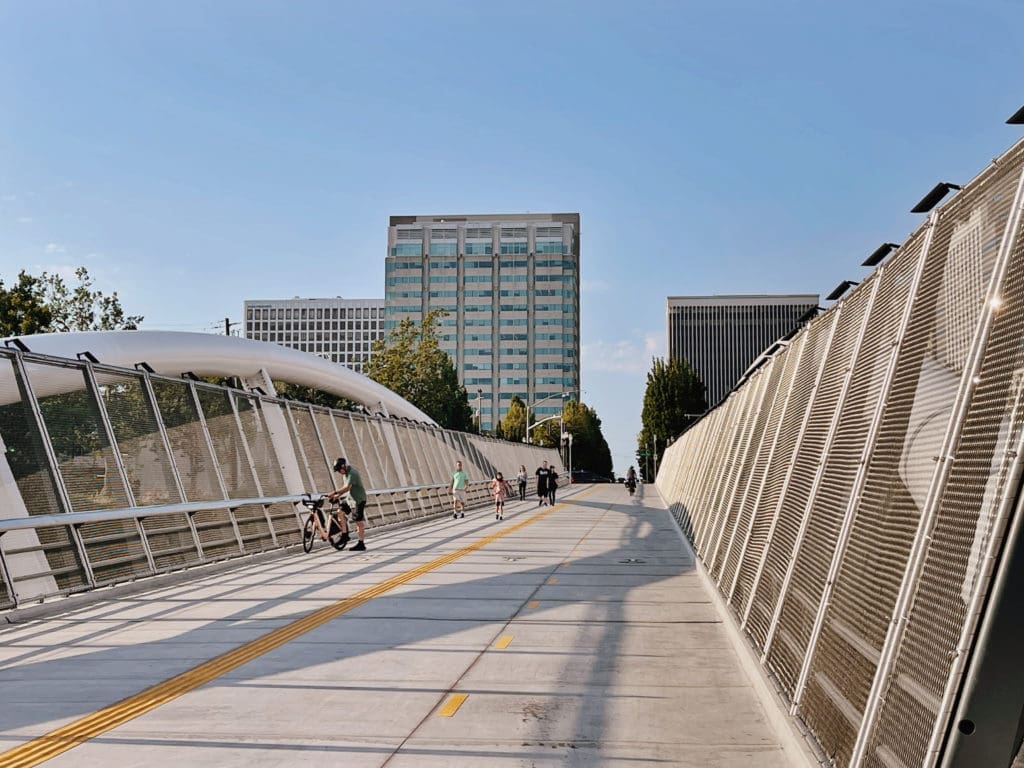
[0,485,729,764]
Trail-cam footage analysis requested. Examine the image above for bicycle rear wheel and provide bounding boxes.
[327,516,349,550]
[302,515,316,553]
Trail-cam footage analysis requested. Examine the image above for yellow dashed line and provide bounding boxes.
[0,488,597,768]
[494,635,513,650]
[437,693,469,717]
[548,577,558,584]
[527,600,540,609]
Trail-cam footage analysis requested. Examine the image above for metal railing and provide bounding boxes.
[0,346,560,611]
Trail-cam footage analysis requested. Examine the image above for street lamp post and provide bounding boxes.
[526,390,575,445]
[476,388,483,433]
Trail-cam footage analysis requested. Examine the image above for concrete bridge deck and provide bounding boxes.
[0,484,803,767]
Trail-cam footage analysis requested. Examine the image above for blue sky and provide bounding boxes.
[1,1,1022,473]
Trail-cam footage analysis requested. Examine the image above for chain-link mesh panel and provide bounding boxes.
[140,513,200,570]
[232,503,275,550]
[26,361,129,512]
[94,370,181,507]
[715,353,788,590]
[693,396,748,556]
[350,415,382,487]
[313,409,344,468]
[192,507,241,559]
[370,420,399,486]
[268,501,302,544]
[0,355,64,517]
[331,412,361,471]
[78,518,150,584]
[743,316,835,648]
[0,570,12,609]
[728,334,807,612]
[236,397,287,496]
[194,386,257,498]
[151,378,222,502]
[862,159,1024,768]
[799,245,922,763]
[765,279,874,699]
[288,405,331,491]
[705,375,769,565]
[24,525,88,591]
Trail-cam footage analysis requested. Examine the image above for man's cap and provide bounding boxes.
[333,457,347,472]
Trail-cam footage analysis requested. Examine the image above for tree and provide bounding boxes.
[0,266,143,336]
[273,382,358,411]
[562,399,613,477]
[365,310,473,430]
[499,395,527,442]
[637,356,706,482]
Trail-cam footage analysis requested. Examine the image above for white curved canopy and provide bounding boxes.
[2,330,436,424]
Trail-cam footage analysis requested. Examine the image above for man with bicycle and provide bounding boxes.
[328,457,368,551]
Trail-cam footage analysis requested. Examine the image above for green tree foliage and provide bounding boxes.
[0,267,142,336]
[499,395,527,442]
[365,310,473,430]
[272,382,359,411]
[637,356,706,481]
[561,399,613,477]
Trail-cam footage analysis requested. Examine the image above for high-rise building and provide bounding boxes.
[667,294,819,408]
[385,213,580,432]
[243,297,385,374]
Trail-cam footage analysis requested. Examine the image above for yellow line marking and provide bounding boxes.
[548,577,558,584]
[494,635,513,650]
[0,488,597,768]
[527,600,540,609]
[437,693,469,717]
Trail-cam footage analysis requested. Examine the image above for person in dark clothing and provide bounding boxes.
[548,466,559,505]
[535,461,551,507]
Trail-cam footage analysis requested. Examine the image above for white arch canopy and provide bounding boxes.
[2,330,436,424]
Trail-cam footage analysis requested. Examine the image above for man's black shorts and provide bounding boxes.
[340,499,367,523]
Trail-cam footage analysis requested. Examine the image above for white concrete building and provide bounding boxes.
[243,297,385,374]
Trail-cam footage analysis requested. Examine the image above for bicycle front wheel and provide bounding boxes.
[302,515,316,553]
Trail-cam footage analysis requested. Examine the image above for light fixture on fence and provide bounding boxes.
[1006,105,1024,124]
[796,305,824,325]
[911,182,962,213]
[862,242,901,267]
[4,338,30,352]
[826,280,859,301]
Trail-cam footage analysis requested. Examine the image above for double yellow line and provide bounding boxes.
[0,489,594,768]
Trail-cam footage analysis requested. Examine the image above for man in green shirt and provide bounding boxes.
[328,457,368,551]
[451,460,468,519]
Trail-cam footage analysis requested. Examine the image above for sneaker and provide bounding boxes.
[453,511,458,519]
[338,532,350,548]
[350,541,366,551]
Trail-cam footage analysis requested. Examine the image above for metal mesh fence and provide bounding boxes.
[657,139,1024,767]
[0,350,563,608]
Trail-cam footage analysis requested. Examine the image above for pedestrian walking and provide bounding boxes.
[490,472,512,520]
[535,460,551,506]
[516,464,528,502]
[451,460,468,519]
[548,466,559,506]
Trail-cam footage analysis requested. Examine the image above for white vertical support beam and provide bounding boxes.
[726,337,807,604]
[792,224,934,715]
[189,380,245,553]
[852,166,1024,767]
[708,371,772,574]
[741,309,841,630]
[717,350,792,590]
[229,392,277,547]
[10,353,96,588]
[81,361,157,575]
[762,274,883,663]
[140,371,204,559]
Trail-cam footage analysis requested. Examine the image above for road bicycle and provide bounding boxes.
[300,494,349,553]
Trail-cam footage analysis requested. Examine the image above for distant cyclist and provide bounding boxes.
[625,466,637,496]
